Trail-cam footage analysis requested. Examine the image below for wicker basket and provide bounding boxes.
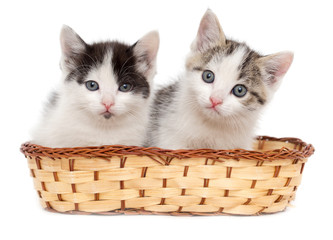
[20,136,314,216]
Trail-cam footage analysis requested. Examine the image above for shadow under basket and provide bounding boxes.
[20,136,314,216]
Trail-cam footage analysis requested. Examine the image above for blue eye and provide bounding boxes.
[85,81,99,91]
[202,70,215,83]
[232,84,247,97]
[119,83,132,92]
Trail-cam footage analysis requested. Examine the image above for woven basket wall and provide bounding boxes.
[20,136,314,216]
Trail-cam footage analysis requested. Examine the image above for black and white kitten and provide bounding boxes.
[32,25,159,147]
[147,10,293,150]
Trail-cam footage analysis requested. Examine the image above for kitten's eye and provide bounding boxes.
[85,81,99,91]
[202,70,215,83]
[119,83,133,92]
[232,84,247,97]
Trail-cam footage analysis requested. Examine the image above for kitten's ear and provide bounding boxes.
[60,25,86,59]
[133,31,160,80]
[258,51,294,91]
[191,9,226,52]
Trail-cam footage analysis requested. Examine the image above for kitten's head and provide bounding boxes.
[59,25,159,120]
[185,10,293,120]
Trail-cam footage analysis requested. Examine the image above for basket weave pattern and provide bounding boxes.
[21,136,314,216]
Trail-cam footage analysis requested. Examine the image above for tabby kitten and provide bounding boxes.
[147,10,293,150]
[32,25,159,147]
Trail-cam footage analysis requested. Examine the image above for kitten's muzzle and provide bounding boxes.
[101,102,114,119]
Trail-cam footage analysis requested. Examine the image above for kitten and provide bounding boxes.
[147,10,293,150]
[31,25,159,148]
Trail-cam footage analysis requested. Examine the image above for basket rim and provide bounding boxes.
[20,136,314,164]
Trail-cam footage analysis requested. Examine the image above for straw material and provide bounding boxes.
[21,136,314,216]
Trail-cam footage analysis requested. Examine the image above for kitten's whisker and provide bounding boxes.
[81,52,99,67]
[119,64,137,76]
[127,111,143,122]
[121,71,147,82]
[119,55,137,76]
[68,65,92,79]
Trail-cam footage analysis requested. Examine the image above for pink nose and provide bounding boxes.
[210,97,222,108]
[103,103,113,110]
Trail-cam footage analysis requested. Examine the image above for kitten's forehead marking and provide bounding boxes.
[187,41,252,73]
[89,51,118,94]
[215,45,249,72]
[210,46,249,95]
[98,52,117,86]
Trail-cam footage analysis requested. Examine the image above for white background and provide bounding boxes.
[1,0,332,239]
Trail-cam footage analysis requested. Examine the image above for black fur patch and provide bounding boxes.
[64,41,149,98]
[225,40,238,55]
[237,50,262,89]
[193,66,203,71]
[112,42,149,98]
[152,83,179,115]
[250,91,266,105]
[65,42,108,84]
[239,51,257,72]
[145,82,179,147]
